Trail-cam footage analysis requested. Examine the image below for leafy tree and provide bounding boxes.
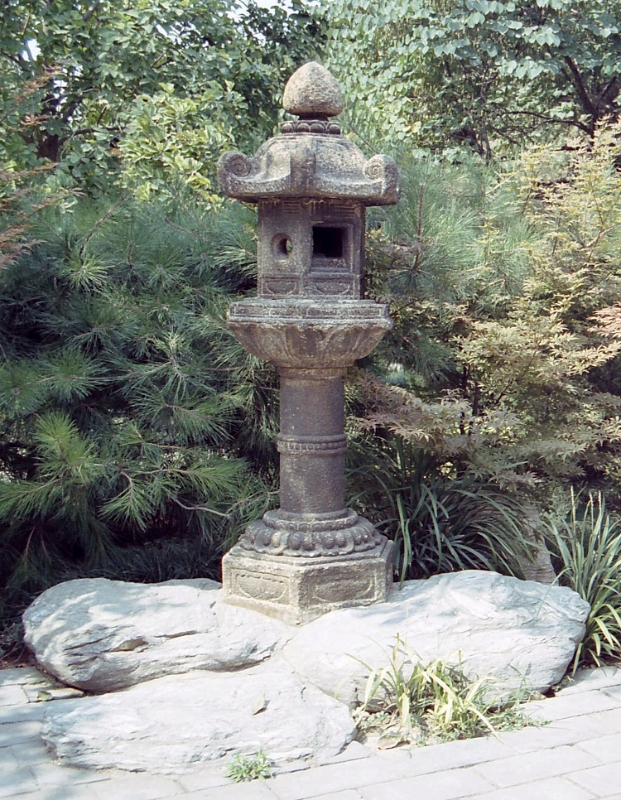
[326,0,621,158]
[0,72,78,275]
[0,0,325,193]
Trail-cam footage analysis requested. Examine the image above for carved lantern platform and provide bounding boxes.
[218,62,400,625]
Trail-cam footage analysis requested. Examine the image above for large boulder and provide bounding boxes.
[41,662,356,772]
[29,570,590,774]
[283,570,590,707]
[23,578,291,692]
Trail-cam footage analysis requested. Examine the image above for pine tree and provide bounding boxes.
[0,195,277,625]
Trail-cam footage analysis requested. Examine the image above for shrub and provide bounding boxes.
[348,436,535,582]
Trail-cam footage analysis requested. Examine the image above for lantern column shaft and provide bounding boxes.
[278,368,346,517]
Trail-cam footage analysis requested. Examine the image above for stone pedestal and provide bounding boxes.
[222,356,395,624]
[223,539,393,625]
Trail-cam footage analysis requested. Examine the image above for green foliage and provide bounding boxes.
[118,85,240,206]
[544,492,621,671]
[0,72,77,270]
[0,195,278,620]
[355,125,621,507]
[226,749,273,782]
[348,432,534,581]
[354,636,533,747]
[340,122,621,593]
[326,0,621,157]
[0,0,325,195]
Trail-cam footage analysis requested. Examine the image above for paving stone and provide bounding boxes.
[357,766,495,800]
[317,740,373,765]
[573,707,621,737]
[524,690,621,722]
[405,735,517,776]
[557,667,621,696]
[176,766,233,792]
[179,784,279,800]
[0,684,28,706]
[32,762,113,786]
[474,744,601,788]
[466,776,596,800]
[5,788,102,800]
[0,668,47,687]
[602,684,621,701]
[90,774,185,800]
[267,755,410,800]
[305,793,365,800]
[0,767,38,798]
[497,716,614,753]
[0,720,43,746]
[369,747,414,770]
[570,762,621,797]
[577,733,621,764]
[9,738,53,764]
[0,743,19,768]
[0,701,46,723]
[273,760,312,775]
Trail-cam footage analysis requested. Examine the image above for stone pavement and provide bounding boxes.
[2,665,621,800]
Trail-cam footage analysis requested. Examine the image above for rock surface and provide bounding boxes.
[23,578,290,692]
[41,662,356,773]
[28,570,590,774]
[283,570,590,707]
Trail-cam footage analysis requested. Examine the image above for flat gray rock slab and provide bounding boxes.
[41,662,356,772]
[283,570,590,706]
[23,578,291,692]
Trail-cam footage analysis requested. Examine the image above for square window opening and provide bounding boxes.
[313,227,345,259]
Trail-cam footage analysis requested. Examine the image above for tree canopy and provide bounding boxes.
[328,0,621,158]
[0,0,324,194]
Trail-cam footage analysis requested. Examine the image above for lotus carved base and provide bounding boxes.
[227,299,392,369]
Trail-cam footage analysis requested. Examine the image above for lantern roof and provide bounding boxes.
[217,63,399,206]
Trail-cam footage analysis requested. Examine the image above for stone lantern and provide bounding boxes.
[218,62,399,625]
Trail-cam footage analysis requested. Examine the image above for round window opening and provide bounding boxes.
[275,235,293,257]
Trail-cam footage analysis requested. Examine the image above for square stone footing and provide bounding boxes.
[222,538,393,625]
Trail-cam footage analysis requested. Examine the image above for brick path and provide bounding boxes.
[2,665,621,800]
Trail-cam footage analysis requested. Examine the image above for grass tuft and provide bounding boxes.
[544,491,621,672]
[353,636,536,747]
[225,749,273,783]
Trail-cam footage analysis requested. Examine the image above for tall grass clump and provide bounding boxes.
[349,438,535,583]
[354,636,532,747]
[544,492,621,672]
